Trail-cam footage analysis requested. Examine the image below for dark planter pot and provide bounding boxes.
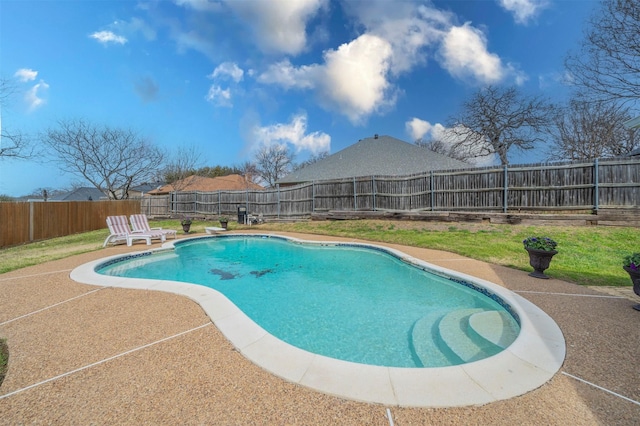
[526,248,558,279]
[622,266,640,311]
[182,224,191,234]
[220,221,228,230]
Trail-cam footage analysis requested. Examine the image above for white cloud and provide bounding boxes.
[252,113,330,154]
[406,118,497,166]
[346,2,524,87]
[25,80,49,111]
[14,68,37,82]
[205,85,232,107]
[343,2,451,75]
[258,34,395,124]
[405,117,444,141]
[225,0,327,55]
[90,30,127,45]
[256,2,522,122]
[210,62,244,82]
[257,59,319,90]
[498,0,548,24]
[438,23,505,84]
[318,34,395,123]
[206,63,244,108]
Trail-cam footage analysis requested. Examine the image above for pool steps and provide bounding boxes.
[412,309,517,365]
[469,310,519,348]
[409,313,451,367]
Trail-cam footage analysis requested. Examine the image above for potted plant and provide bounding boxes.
[218,216,229,230]
[181,217,192,234]
[523,236,558,279]
[622,253,640,311]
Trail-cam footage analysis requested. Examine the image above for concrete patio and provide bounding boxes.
[1,232,638,424]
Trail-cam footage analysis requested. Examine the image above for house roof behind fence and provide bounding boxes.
[148,174,263,194]
[277,135,468,185]
[49,187,107,201]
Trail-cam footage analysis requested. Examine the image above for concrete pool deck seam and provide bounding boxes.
[0,268,74,282]
[0,323,212,401]
[562,372,640,407]
[0,287,106,326]
[69,233,567,408]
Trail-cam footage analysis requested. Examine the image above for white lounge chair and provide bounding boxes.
[103,215,152,247]
[129,214,177,241]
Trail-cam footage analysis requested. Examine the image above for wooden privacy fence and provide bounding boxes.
[142,157,640,219]
[0,200,141,248]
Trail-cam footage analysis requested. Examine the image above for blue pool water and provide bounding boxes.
[97,236,520,368]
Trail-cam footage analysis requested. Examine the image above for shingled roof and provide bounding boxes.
[148,174,263,195]
[277,135,468,185]
[49,187,106,201]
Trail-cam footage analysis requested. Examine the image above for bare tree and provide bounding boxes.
[0,129,35,159]
[565,0,640,105]
[415,138,471,163]
[253,144,294,187]
[294,151,330,171]
[0,78,35,160]
[235,161,260,184]
[162,144,202,191]
[548,99,637,160]
[196,165,242,178]
[450,86,556,165]
[41,119,165,199]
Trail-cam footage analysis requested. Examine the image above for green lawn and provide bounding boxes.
[0,338,7,387]
[250,220,640,287]
[0,218,638,287]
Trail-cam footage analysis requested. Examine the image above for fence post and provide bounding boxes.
[430,171,434,211]
[353,177,357,210]
[277,184,280,219]
[503,165,508,213]
[312,182,315,212]
[29,201,34,242]
[372,177,376,211]
[246,189,249,220]
[594,158,599,212]
[218,191,221,216]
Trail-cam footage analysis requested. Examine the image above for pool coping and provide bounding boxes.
[70,233,566,408]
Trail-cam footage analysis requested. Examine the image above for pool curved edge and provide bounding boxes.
[70,234,566,408]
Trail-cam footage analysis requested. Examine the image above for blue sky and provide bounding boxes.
[1,0,597,197]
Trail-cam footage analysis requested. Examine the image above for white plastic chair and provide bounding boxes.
[103,215,152,247]
[129,214,176,241]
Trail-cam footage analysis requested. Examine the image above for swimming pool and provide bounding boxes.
[71,233,565,407]
[97,236,520,368]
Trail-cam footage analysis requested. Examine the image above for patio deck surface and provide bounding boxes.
[1,231,638,425]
